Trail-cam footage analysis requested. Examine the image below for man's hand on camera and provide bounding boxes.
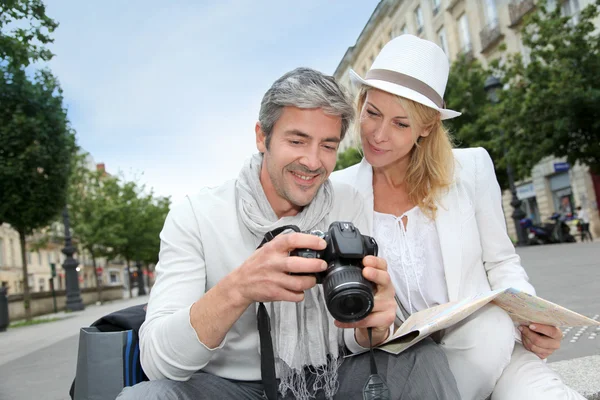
[334,255,396,347]
[230,232,327,307]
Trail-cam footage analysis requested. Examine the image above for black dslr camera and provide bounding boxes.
[290,221,378,323]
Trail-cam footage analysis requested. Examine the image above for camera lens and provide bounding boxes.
[339,292,367,316]
[323,265,374,323]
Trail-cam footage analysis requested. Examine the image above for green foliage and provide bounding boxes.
[0,65,75,234]
[335,147,362,171]
[496,0,600,176]
[0,0,58,66]
[108,179,170,266]
[0,63,74,319]
[67,156,170,293]
[445,55,509,189]
[67,153,126,261]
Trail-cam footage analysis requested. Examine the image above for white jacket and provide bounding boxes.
[139,179,370,382]
[331,147,535,305]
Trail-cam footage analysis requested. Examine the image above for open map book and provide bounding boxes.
[371,287,600,355]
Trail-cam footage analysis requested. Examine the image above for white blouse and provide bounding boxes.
[373,207,449,315]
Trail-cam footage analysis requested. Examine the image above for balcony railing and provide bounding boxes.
[508,0,535,27]
[479,20,503,53]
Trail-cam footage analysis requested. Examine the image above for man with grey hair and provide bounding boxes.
[117,67,459,400]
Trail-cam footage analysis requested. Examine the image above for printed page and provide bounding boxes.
[364,287,599,357]
[376,289,505,355]
[391,289,503,338]
[492,288,600,327]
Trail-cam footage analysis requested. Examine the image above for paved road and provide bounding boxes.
[0,242,598,399]
[516,241,600,363]
[0,295,149,400]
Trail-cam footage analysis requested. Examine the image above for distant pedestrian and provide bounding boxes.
[576,206,593,242]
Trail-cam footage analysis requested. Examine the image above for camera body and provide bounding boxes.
[290,221,378,323]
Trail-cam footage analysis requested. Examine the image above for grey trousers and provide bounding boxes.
[117,338,459,400]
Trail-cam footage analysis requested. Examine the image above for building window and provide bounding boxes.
[550,171,575,215]
[0,238,4,266]
[39,278,45,292]
[401,24,408,35]
[562,0,581,24]
[438,27,449,55]
[484,0,498,27]
[415,6,424,34]
[517,183,540,224]
[37,251,42,266]
[459,13,472,52]
[432,0,442,15]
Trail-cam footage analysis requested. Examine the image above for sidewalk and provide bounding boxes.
[549,356,600,400]
[0,293,149,367]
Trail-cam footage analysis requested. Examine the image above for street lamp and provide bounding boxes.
[484,76,528,247]
[62,206,85,311]
[136,260,146,296]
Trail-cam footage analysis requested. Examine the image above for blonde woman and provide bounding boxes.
[332,35,582,400]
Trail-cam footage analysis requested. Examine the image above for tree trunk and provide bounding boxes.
[126,258,132,298]
[18,230,31,321]
[91,249,102,304]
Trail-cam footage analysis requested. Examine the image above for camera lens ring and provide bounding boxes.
[323,265,374,323]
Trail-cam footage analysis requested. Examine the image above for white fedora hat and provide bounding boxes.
[350,34,461,120]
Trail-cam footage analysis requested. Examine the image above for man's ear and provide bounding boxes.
[255,122,267,153]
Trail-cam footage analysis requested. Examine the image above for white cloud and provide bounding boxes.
[43,0,380,203]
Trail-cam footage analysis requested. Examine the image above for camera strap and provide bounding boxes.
[256,225,301,400]
[362,327,390,400]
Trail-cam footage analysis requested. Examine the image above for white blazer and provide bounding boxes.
[331,147,535,306]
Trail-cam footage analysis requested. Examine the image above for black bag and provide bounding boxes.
[69,303,149,399]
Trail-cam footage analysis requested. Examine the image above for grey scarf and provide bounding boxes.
[236,153,342,400]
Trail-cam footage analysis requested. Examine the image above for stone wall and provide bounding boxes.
[7,285,124,322]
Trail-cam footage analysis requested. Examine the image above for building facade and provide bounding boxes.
[334,0,599,240]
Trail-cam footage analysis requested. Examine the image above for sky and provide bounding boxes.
[41,0,380,203]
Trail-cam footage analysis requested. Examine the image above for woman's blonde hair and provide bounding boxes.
[355,86,455,219]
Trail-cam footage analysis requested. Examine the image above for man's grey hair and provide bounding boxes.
[258,67,355,149]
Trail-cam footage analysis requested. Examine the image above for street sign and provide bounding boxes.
[554,162,570,172]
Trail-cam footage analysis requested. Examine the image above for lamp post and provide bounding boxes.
[136,260,146,295]
[62,206,85,311]
[484,76,528,247]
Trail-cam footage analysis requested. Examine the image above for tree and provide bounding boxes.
[110,180,168,297]
[67,155,125,303]
[137,196,170,287]
[0,0,58,67]
[497,0,600,178]
[335,147,362,171]
[0,66,75,319]
[445,54,509,189]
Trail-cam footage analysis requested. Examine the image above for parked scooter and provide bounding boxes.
[520,213,576,245]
